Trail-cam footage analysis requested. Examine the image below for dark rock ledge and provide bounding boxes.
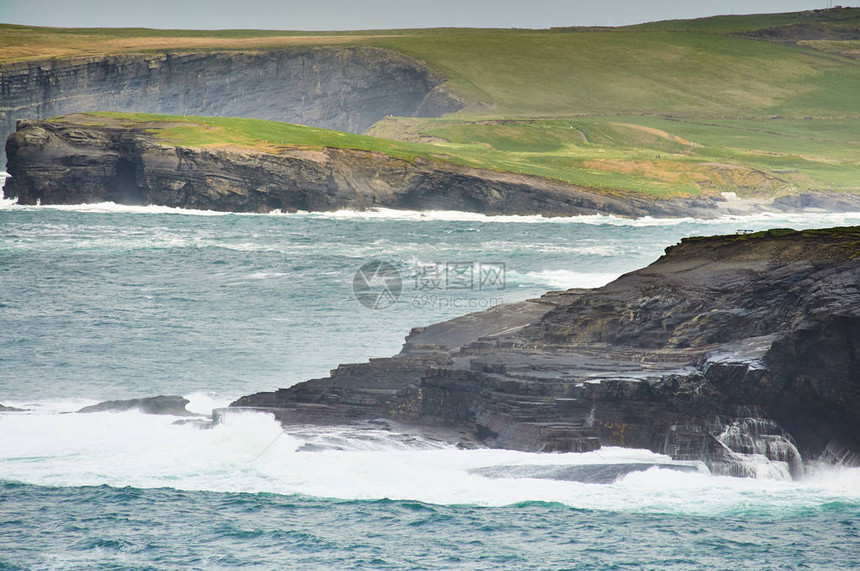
[231,227,860,477]
[78,395,193,416]
[0,403,25,412]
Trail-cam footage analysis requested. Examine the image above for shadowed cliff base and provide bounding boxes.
[231,227,860,478]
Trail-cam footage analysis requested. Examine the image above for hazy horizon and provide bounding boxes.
[0,0,844,31]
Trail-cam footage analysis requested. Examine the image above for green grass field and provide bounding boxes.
[378,115,860,197]
[371,29,860,119]
[84,112,430,161]
[81,111,860,199]
[7,8,860,198]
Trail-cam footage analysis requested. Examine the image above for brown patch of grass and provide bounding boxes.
[798,39,860,59]
[0,32,394,64]
[582,159,692,184]
[97,34,392,52]
[611,123,693,146]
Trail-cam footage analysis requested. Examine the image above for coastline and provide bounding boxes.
[6,116,860,219]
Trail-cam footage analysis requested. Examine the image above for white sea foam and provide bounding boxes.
[300,207,860,228]
[478,240,626,256]
[514,269,620,290]
[185,392,233,415]
[7,202,234,216]
[5,202,859,227]
[0,184,17,209]
[0,404,857,515]
[1,398,100,414]
[246,271,290,280]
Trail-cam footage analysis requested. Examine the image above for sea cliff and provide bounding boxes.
[0,46,461,164]
[4,115,734,217]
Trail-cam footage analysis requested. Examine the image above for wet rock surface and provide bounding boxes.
[233,228,860,477]
[78,395,193,416]
[0,403,25,412]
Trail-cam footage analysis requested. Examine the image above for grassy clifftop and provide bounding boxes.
[670,226,860,265]
[76,111,860,199]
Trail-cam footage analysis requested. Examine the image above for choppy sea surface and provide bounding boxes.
[1,199,859,570]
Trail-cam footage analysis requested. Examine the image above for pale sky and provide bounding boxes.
[0,0,840,30]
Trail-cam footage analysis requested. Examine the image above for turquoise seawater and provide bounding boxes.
[1,202,859,570]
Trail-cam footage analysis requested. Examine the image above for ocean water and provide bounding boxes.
[1,200,859,570]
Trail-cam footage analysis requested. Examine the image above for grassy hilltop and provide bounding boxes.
[4,8,860,199]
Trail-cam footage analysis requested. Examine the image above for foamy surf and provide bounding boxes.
[4,201,859,227]
[298,207,860,227]
[6,201,235,216]
[513,269,620,290]
[0,183,17,209]
[0,405,857,515]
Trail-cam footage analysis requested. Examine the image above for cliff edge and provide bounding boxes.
[4,115,734,217]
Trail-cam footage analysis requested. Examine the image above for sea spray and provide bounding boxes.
[0,405,857,517]
[5,201,860,227]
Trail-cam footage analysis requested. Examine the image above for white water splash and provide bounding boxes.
[5,202,860,228]
[0,404,857,516]
[513,269,620,290]
[6,201,233,216]
[297,207,860,227]
[0,175,16,209]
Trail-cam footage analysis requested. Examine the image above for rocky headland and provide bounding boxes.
[7,115,860,217]
[231,227,860,477]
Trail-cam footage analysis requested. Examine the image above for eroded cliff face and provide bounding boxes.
[0,46,462,165]
[232,228,860,478]
[5,117,724,217]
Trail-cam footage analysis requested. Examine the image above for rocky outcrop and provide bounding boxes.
[0,46,462,165]
[770,191,860,212]
[232,228,860,478]
[78,395,193,416]
[739,7,860,45]
[0,403,25,412]
[4,116,736,217]
[738,9,860,58]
